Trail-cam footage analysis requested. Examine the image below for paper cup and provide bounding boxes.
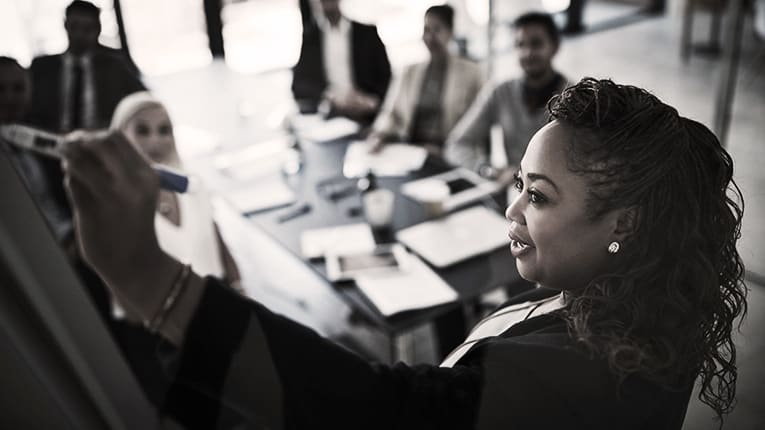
[363,189,395,228]
[416,180,450,218]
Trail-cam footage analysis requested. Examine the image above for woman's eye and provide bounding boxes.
[513,173,523,191]
[514,179,523,191]
[528,190,547,205]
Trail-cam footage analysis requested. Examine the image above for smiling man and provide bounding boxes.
[445,12,568,185]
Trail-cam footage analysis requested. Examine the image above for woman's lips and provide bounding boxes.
[508,230,534,258]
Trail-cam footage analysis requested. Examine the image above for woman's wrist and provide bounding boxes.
[109,249,206,346]
[159,270,206,346]
[107,250,181,324]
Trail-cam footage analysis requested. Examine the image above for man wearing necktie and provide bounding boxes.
[25,1,147,241]
[28,0,145,133]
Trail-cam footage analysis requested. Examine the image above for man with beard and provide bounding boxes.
[445,12,568,185]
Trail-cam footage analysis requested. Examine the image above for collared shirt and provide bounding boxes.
[319,16,353,98]
[60,52,97,131]
[440,293,566,367]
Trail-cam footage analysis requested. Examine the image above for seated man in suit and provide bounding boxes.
[27,0,146,133]
[292,0,392,123]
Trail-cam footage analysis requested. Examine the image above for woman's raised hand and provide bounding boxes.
[61,130,179,321]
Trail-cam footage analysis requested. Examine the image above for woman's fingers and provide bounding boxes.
[59,129,162,291]
[60,130,115,200]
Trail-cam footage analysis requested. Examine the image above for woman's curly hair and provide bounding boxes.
[547,78,747,424]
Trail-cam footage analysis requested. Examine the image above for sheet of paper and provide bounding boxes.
[224,176,296,214]
[355,253,458,316]
[300,223,377,259]
[342,141,428,178]
[292,115,360,142]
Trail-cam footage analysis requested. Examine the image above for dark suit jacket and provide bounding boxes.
[28,49,146,133]
[156,280,692,429]
[291,3,391,117]
[26,50,145,216]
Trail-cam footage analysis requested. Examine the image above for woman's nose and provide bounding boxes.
[505,191,525,225]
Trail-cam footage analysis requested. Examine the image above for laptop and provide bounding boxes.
[395,206,510,268]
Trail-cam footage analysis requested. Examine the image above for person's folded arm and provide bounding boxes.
[444,81,498,170]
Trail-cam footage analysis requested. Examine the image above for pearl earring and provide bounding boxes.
[608,241,620,254]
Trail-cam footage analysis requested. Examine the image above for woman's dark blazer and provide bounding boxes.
[159,279,693,430]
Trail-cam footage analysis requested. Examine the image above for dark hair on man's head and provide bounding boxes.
[512,11,560,48]
[65,0,100,19]
[426,4,455,31]
[548,78,746,426]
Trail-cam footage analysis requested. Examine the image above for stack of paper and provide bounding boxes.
[224,177,296,214]
[299,223,377,259]
[291,115,360,142]
[355,253,457,316]
[342,141,428,178]
[213,137,298,181]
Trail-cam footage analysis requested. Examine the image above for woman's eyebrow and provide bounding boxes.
[526,172,560,192]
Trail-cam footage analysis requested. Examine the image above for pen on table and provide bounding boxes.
[0,124,194,194]
[277,202,312,223]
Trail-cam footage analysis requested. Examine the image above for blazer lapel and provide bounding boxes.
[402,62,427,140]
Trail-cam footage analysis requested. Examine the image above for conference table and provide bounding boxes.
[200,127,528,362]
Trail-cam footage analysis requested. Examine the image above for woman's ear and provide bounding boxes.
[613,206,639,241]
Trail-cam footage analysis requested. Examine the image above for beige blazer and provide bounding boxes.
[371,54,485,142]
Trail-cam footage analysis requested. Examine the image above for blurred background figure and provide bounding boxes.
[292,0,392,123]
[368,4,485,157]
[446,12,568,184]
[27,0,145,133]
[110,92,241,291]
[0,56,74,243]
[0,56,31,124]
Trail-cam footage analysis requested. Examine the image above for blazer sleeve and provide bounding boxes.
[27,56,61,132]
[291,24,326,108]
[164,278,483,430]
[160,278,689,430]
[364,25,392,102]
[444,81,498,170]
[369,65,412,141]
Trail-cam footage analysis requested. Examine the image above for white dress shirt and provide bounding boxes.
[319,16,353,98]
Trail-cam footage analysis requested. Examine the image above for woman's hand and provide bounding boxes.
[61,130,179,321]
[367,136,385,154]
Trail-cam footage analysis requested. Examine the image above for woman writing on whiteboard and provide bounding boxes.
[64,78,745,429]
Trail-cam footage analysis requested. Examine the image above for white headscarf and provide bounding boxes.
[110,91,181,166]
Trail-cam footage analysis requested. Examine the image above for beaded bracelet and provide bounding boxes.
[147,263,191,334]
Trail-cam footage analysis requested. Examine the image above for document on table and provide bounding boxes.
[224,176,296,214]
[300,223,377,259]
[291,114,360,142]
[355,253,458,316]
[342,141,428,178]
